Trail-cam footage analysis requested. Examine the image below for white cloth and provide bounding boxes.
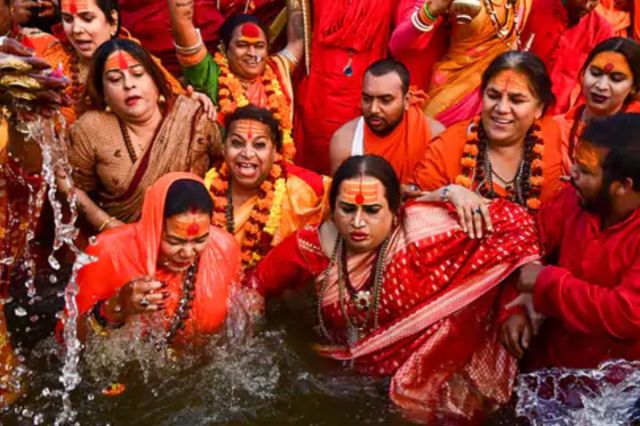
[351,117,365,156]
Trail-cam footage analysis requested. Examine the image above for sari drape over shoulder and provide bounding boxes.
[389,0,531,126]
[245,200,541,421]
[75,173,240,337]
[69,95,221,223]
[410,116,565,203]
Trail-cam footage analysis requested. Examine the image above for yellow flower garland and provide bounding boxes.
[214,52,296,161]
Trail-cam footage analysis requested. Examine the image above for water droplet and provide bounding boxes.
[48,255,60,270]
[87,394,94,401]
[55,311,64,319]
[49,274,58,283]
[14,307,27,317]
[41,387,51,397]
[21,408,33,418]
[29,315,39,323]
[88,236,97,245]
[33,413,44,424]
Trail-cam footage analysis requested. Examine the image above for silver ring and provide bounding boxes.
[139,296,150,308]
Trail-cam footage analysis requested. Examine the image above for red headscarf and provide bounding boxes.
[75,172,240,335]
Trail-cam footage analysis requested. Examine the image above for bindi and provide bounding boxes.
[167,212,209,240]
[239,23,262,44]
[589,51,632,79]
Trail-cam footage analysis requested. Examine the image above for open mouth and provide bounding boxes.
[235,162,259,178]
[125,95,142,106]
[589,92,608,104]
[490,116,513,126]
[74,39,92,51]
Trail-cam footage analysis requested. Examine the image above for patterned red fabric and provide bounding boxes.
[245,199,541,421]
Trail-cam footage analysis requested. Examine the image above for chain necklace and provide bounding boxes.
[117,118,138,163]
[317,234,390,345]
[224,180,235,233]
[479,147,526,204]
[164,261,199,345]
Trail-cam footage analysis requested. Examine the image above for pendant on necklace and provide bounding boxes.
[343,54,353,77]
[353,290,372,311]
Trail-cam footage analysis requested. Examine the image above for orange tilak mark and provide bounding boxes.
[105,51,139,72]
[575,141,601,172]
[491,69,533,95]
[186,221,201,236]
[341,178,383,206]
[239,23,262,43]
[61,0,88,14]
[247,122,253,140]
[166,213,210,240]
[589,51,632,80]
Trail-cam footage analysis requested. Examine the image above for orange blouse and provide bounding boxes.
[411,116,565,204]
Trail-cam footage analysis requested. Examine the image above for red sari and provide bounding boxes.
[244,199,540,421]
[74,172,240,338]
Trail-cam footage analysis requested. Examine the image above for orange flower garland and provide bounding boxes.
[214,52,296,161]
[455,117,545,212]
[206,157,287,268]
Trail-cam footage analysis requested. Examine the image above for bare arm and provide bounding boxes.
[283,0,304,66]
[167,0,200,49]
[329,120,357,176]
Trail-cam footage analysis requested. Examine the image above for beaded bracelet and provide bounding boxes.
[91,300,124,330]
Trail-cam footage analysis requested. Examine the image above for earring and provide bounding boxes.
[158,95,166,104]
[105,104,112,113]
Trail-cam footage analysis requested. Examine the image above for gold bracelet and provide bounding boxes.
[98,216,116,232]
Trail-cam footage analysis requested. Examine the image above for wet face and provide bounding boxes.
[570,140,610,213]
[481,69,543,146]
[159,211,210,272]
[103,50,161,124]
[583,51,635,117]
[61,0,117,61]
[361,72,409,136]
[565,0,599,19]
[224,119,276,192]
[226,23,268,80]
[333,176,394,254]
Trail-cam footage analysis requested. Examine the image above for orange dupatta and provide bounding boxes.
[75,172,240,336]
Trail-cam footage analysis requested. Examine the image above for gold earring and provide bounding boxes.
[105,104,112,113]
[158,95,166,104]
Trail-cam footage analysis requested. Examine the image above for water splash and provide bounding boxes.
[20,116,96,425]
[515,359,640,425]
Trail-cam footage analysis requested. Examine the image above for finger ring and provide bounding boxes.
[139,296,150,308]
[475,207,482,215]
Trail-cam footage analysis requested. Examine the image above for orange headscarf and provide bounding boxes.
[75,172,240,336]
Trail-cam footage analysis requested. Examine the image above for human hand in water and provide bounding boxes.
[186,85,217,122]
[499,313,533,359]
[116,277,169,316]
[446,184,493,239]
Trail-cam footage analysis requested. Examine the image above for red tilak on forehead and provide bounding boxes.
[241,23,261,38]
[355,175,365,205]
[117,51,129,70]
[186,221,201,236]
[603,63,614,73]
[247,122,253,140]
[69,0,78,15]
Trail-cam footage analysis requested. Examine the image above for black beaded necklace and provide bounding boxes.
[165,261,198,345]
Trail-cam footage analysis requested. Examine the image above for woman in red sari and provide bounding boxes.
[242,155,541,422]
[72,172,240,343]
[555,37,640,171]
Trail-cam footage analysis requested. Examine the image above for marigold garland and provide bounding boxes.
[214,52,295,161]
[205,156,287,268]
[454,117,545,212]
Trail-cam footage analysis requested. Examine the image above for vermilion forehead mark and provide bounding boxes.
[342,177,383,206]
[167,213,209,239]
[186,221,201,236]
[61,0,88,14]
[239,23,262,43]
[603,63,614,73]
[491,69,532,95]
[589,51,632,79]
[105,51,139,72]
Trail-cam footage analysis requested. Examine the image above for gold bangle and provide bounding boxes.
[98,216,116,232]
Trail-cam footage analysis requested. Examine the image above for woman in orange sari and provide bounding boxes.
[409,51,564,239]
[242,155,541,422]
[204,105,330,269]
[555,37,640,171]
[73,172,240,343]
[389,0,531,126]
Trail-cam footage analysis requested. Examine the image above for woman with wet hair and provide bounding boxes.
[241,155,541,422]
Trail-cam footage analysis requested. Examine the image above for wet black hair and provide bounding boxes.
[164,179,214,218]
[219,14,269,51]
[329,155,401,214]
[581,113,640,192]
[481,50,555,113]
[365,59,411,95]
[224,105,282,151]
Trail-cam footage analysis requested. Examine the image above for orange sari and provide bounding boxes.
[74,173,240,338]
[411,116,565,204]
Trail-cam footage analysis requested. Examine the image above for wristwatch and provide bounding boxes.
[439,185,451,202]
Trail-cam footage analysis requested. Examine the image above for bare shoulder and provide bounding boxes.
[330,117,360,174]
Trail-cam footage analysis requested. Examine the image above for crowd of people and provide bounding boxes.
[0,0,639,422]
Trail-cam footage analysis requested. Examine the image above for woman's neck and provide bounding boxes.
[584,104,623,121]
[230,178,260,209]
[488,139,525,161]
[123,107,163,139]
